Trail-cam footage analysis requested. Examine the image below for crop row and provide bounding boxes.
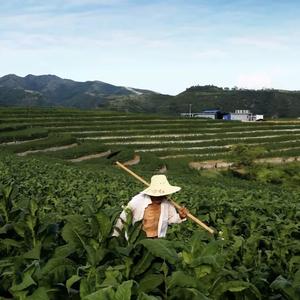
[52,124,300,138]
[5,133,299,162]
[93,132,300,146]
[24,136,300,164]
[0,114,179,123]
[0,108,142,117]
[136,140,300,159]
[2,122,300,142]
[37,140,110,159]
[0,124,28,133]
[80,128,300,143]
[0,128,48,143]
[0,118,218,126]
[0,134,76,153]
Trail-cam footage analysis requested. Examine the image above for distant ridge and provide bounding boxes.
[0,75,300,117]
[0,74,155,109]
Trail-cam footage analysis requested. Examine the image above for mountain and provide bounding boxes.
[170,85,300,118]
[0,75,300,117]
[105,85,300,117]
[0,74,156,109]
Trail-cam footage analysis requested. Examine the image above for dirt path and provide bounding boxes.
[2,137,48,145]
[123,154,141,166]
[189,160,233,170]
[102,133,300,146]
[17,143,78,157]
[85,128,300,140]
[137,140,300,153]
[189,156,300,170]
[68,150,112,163]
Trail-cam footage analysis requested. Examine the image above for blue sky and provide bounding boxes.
[0,0,299,94]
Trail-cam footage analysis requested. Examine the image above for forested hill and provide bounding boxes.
[169,85,300,118]
[0,74,300,117]
[0,74,155,109]
[106,85,300,118]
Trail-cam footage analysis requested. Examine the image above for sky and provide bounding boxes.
[0,0,299,95]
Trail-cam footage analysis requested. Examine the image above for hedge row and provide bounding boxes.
[0,128,48,143]
[0,134,76,153]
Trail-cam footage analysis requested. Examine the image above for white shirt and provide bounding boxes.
[112,193,185,238]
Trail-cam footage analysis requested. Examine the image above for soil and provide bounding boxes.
[17,143,78,157]
[69,150,112,163]
[189,156,300,170]
[123,154,141,166]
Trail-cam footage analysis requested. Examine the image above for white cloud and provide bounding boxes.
[192,49,227,59]
[237,72,272,89]
[229,35,293,50]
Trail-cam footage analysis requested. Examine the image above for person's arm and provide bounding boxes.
[167,202,188,224]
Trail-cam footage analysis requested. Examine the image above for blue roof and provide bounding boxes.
[202,109,221,113]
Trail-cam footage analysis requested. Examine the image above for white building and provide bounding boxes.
[226,110,264,122]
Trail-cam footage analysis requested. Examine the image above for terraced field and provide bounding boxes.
[1,108,300,299]
[1,108,300,169]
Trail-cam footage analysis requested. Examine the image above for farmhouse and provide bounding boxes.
[223,110,264,122]
[181,109,264,122]
[180,109,223,120]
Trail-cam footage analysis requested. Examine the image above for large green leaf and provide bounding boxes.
[167,271,203,290]
[83,287,115,300]
[26,287,49,300]
[66,274,81,294]
[139,239,178,264]
[212,280,261,299]
[41,257,76,283]
[23,241,41,259]
[85,245,106,266]
[131,250,154,276]
[65,215,90,236]
[115,280,134,300]
[168,287,210,300]
[10,272,36,292]
[270,275,299,300]
[138,293,160,300]
[95,211,112,240]
[139,274,164,293]
[53,243,76,258]
[61,223,84,247]
[0,238,22,248]
[293,269,300,288]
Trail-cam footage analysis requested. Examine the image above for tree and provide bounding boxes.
[229,144,266,168]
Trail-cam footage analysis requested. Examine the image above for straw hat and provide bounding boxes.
[142,175,181,196]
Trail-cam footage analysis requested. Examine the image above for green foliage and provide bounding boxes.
[230,144,266,167]
[0,153,299,299]
[0,127,48,143]
[0,108,300,299]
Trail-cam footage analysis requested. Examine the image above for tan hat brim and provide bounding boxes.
[142,185,181,197]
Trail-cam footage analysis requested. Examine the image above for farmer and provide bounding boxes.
[113,175,188,238]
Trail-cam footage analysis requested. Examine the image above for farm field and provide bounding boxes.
[1,107,300,167]
[0,107,300,299]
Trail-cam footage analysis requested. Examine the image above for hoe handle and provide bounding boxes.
[116,161,214,234]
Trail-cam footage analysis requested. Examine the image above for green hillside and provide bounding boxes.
[1,75,300,117]
[111,85,300,118]
[0,74,155,109]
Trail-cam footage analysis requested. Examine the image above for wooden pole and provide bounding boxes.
[115,161,214,234]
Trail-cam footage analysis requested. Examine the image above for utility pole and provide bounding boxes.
[189,103,192,118]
